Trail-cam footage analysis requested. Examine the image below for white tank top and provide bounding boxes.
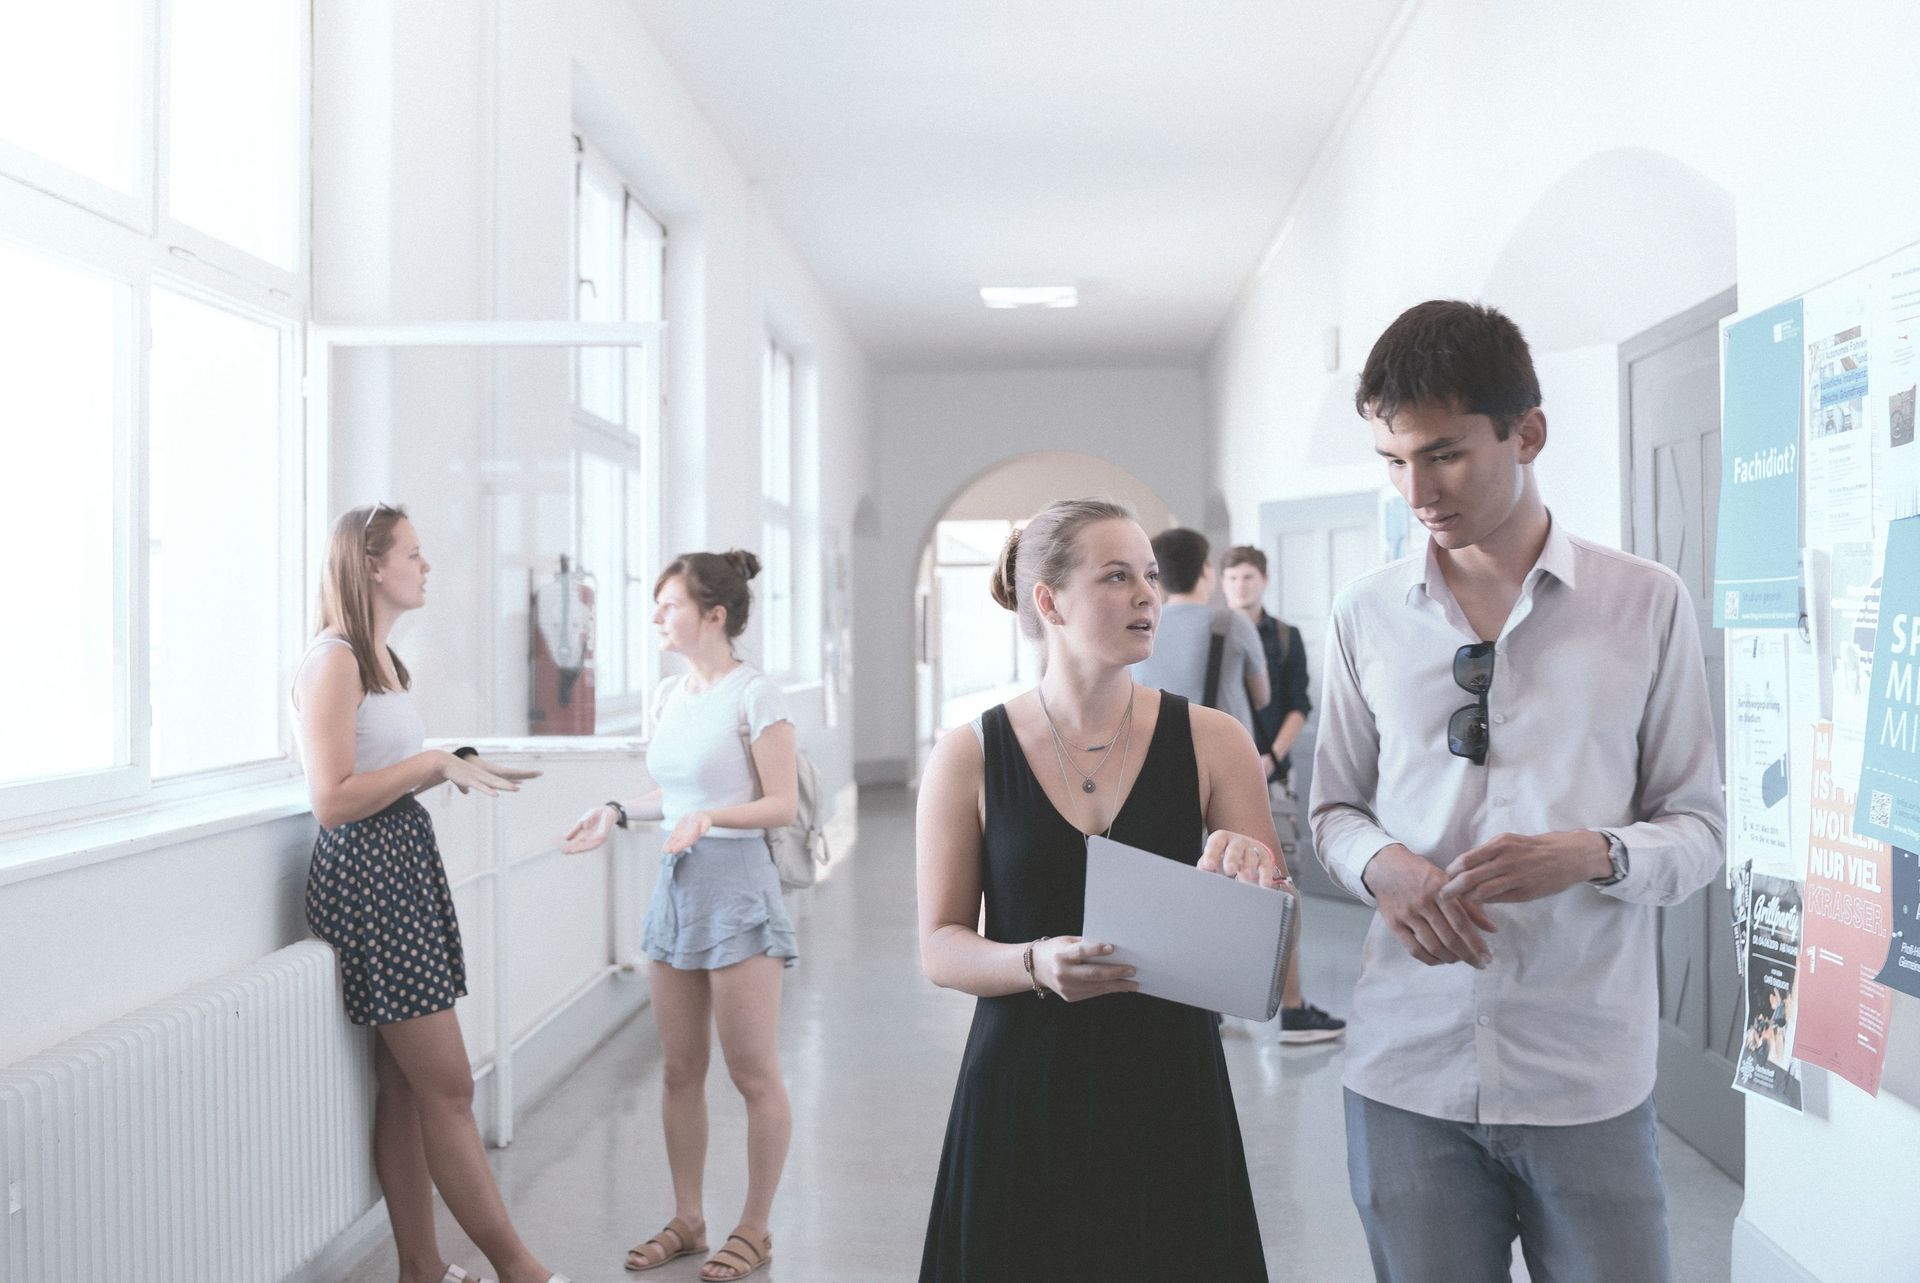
[293,637,427,773]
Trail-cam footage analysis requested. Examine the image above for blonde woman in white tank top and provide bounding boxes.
[292,503,569,1283]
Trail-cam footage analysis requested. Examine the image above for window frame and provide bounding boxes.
[570,134,665,726]
[760,335,820,684]
[0,0,312,827]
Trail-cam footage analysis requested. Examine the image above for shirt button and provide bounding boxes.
[1493,713,1506,725]
[1478,1016,1491,1027]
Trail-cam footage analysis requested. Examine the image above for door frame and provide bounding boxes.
[1619,285,1742,1181]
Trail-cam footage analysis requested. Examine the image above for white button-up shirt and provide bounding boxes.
[1310,518,1725,1125]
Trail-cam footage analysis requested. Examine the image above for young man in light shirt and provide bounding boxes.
[1310,300,1724,1283]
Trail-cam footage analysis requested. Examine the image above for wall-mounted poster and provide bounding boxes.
[1734,873,1807,1111]
[1795,721,1893,1097]
[1871,245,1920,525]
[1803,281,1875,548]
[1727,632,1797,881]
[1877,846,1920,1000]
[1854,516,1920,848]
[1714,299,1805,628]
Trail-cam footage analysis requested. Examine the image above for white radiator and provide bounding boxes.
[0,941,377,1283]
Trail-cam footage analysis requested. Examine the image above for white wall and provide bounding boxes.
[854,365,1208,781]
[5,0,871,1068]
[1206,3,1920,1279]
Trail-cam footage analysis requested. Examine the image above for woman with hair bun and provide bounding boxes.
[917,499,1283,1281]
[562,549,796,1281]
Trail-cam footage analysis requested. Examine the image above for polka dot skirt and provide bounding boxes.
[305,796,467,1026]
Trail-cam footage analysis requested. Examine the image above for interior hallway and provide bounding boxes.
[342,787,1743,1283]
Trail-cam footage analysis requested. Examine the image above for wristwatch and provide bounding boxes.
[1592,831,1629,886]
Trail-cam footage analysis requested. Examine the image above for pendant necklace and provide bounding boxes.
[1039,683,1134,794]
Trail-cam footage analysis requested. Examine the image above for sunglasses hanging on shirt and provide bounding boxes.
[1448,641,1496,765]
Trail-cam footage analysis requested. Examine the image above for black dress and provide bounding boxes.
[920,695,1268,1282]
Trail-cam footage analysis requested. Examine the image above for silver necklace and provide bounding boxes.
[1038,683,1134,793]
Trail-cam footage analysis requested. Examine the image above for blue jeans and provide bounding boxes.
[1344,1088,1670,1283]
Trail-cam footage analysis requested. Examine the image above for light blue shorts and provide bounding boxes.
[642,834,799,971]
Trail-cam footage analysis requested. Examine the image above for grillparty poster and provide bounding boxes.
[1734,873,1807,1111]
[1795,722,1893,1096]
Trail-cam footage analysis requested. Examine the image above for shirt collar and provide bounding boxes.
[1402,510,1578,607]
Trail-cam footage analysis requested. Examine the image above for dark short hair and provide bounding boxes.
[1222,545,1267,576]
[654,549,761,639]
[1150,527,1210,595]
[1354,300,1541,439]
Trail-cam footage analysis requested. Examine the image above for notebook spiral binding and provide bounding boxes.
[1262,893,1299,1021]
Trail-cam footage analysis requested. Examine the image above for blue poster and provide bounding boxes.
[1855,516,1920,846]
[1876,845,1920,999]
[1714,299,1804,628]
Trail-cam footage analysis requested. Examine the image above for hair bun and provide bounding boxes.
[723,548,762,581]
[989,526,1022,612]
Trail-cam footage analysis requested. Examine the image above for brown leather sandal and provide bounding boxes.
[625,1217,708,1272]
[700,1228,772,1280]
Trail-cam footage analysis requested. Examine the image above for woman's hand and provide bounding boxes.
[439,750,522,798]
[466,754,542,784]
[662,810,714,855]
[1197,829,1284,886]
[1034,936,1139,1002]
[561,803,618,854]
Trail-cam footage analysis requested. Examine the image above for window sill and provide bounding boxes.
[0,776,315,890]
[0,737,651,890]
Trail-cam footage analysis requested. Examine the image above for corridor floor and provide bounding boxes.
[342,786,1742,1282]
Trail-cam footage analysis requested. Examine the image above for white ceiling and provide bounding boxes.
[634,1,1407,367]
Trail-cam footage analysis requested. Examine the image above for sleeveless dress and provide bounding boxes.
[298,638,467,1026]
[919,694,1268,1282]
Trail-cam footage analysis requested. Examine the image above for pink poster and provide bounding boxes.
[1796,722,1894,1096]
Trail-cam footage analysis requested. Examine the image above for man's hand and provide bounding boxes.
[1440,831,1612,905]
[1363,845,1497,968]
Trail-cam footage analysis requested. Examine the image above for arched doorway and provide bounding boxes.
[910,452,1175,780]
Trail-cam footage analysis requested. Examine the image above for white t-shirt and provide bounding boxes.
[646,664,793,837]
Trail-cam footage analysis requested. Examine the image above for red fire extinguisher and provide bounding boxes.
[530,555,596,735]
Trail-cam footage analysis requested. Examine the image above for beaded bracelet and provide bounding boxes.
[1023,936,1053,999]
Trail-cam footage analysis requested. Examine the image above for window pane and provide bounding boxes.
[148,289,283,777]
[626,468,650,687]
[761,345,792,505]
[623,200,664,438]
[761,520,792,675]
[168,0,301,267]
[0,242,123,785]
[0,0,141,193]
[579,454,625,697]
[574,159,623,423]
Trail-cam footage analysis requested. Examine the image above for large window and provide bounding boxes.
[571,135,663,719]
[760,338,818,681]
[0,0,306,822]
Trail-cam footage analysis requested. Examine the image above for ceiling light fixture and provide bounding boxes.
[980,285,1078,310]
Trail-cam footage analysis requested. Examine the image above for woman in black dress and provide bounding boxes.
[916,498,1289,1282]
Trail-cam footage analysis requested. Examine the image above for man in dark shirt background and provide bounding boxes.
[1222,546,1312,785]
[1220,544,1344,1045]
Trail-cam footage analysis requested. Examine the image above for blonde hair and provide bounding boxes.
[316,502,412,695]
[990,498,1136,641]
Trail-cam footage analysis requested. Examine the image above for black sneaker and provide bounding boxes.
[1278,1002,1346,1044]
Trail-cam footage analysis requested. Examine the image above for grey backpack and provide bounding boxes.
[735,694,830,890]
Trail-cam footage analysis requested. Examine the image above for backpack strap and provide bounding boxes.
[1202,607,1232,709]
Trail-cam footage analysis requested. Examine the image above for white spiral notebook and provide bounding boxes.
[1081,835,1298,1021]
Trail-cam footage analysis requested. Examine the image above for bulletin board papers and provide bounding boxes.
[1727,632,1798,881]
[1854,516,1920,848]
[1734,873,1807,1112]
[1795,721,1893,1097]
[1714,300,1806,628]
